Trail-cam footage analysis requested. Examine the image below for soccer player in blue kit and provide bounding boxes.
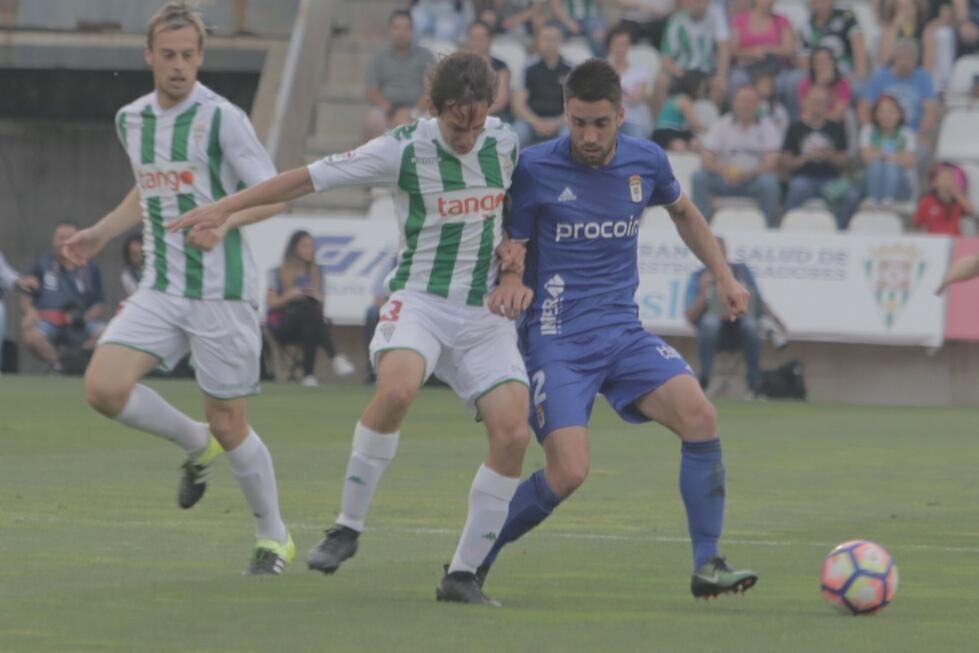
[484,59,759,598]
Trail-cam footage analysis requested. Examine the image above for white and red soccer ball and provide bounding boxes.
[821,540,898,615]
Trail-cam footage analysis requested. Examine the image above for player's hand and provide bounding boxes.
[167,200,231,233]
[496,240,526,275]
[488,272,533,320]
[716,275,750,321]
[16,275,39,293]
[186,226,226,252]
[936,278,950,295]
[63,228,107,267]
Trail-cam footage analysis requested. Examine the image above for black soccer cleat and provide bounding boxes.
[691,557,758,599]
[475,564,491,589]
[177,459,210,509]
[306,525,359,574]
[436,565,501,607]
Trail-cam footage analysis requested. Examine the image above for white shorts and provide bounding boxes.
[99,288,261,399]
[369,290,529,411]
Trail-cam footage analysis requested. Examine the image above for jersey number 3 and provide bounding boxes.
[380,299,403,322]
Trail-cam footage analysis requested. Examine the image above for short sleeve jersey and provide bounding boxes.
[115,82,277,305]
[308,117,519,306]
[507,134,681,338]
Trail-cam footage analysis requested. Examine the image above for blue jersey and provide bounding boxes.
[508,134,681,340]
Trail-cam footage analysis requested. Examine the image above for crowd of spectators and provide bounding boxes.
[357,0,979,233]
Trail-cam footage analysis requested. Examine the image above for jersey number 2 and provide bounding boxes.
[532,370,547,406]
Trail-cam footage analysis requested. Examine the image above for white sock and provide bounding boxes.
[335,421,399,532]
[117,384,209,457]
[226,430,288,544]
[448,464,520,574]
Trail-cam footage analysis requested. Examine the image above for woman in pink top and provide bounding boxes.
[797,47,852,123]
[729,0,797,98]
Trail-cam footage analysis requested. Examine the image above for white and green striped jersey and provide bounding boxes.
[308,117,518,307]
[116,82,276,305]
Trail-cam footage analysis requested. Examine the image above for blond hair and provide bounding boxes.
[146,1,206,50]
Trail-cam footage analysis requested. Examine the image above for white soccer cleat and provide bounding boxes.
[332,354,356,377]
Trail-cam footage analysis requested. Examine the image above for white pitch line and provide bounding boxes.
[374,526,979,555]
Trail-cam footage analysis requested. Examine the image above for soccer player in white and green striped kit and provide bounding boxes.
[63,2,294,574]
[170,51,535,606]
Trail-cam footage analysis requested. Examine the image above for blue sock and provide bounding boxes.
[680,438,725,571]
[480,469,563,569]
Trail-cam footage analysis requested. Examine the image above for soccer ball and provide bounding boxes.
[820,540,898,615]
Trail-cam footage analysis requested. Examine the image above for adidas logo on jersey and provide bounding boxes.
[558,187,577,202]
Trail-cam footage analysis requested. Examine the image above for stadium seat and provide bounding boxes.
[490,37,527,90]
[628,44,659,80]
[945,55,979,106]
[780,208,837,233]
[418,38,457,58]
[712,207,768,232]
[666,151,700,195]
[642,206,674,229]
[560,38,593,66]
[936,109,979,162]
[775,2,809,31]
[848,210,904,234]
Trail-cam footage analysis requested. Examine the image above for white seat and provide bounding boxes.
[666,151,701,196]
[627,44,659,80]
[848,210,904,234]
[418,38,457,58]
[781,208,837,233]
[560,38,594,66]
[775,3,809,31]
[692,100,720,131]
[946,55,979,104]
[641,206,674,229]
[936,109,979,162]
[490,38,527,90]
[712,207,768,232]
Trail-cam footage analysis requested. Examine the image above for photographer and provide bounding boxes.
[20,222,105,372]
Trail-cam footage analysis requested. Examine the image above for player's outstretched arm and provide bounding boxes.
[487,272,533,320]
[63,187,142,266]
[187,202,287,251]
[666,194,750,319]
[936,252,979,294]
[168,167,314,233]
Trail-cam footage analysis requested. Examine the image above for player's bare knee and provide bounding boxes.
[84,374,130,417]
[676,399,717,440]
[491,419,531,456]
[374,381,418,416]
[550,459,589,496]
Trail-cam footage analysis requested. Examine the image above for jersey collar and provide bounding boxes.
[151,81,207,115]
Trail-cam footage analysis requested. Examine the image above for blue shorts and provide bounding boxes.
[37,319,104,345]
[523,324,694,441]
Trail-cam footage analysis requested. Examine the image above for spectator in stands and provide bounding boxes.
[465,20,513,122]
[412,0,472,43]
[798,47,853,124]
[861,94,917,206]
[652,70,708,150]
[753,62,790,139]
[781,85,861,229]
[654,0,730,111]
[606,24,654,138]
[685,236,786,398]
[691,86,782,227]
[0,251,37,355]
[913,162,975,234]
[859,39,938,156]
[548,0,607,55]
[614,0,676,48]
[266,231,355,386]
[953,0,979,57]
[794,0,867,103]
[512,23,571,146]
[20,221,105,372]
[498,0,549,40]
[728,0,796,98]
[120,233,143,298]
[362,10,435,141]
[878,0,933,66]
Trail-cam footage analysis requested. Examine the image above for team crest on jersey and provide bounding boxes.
[629,175,643,203]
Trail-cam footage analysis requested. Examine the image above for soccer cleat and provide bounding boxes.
[245,533,296,576]
[177,435,222,510]
[436,565,501,607]
[474,564,491,589]
[307,525,359,574]
[332,354,356,377]
[691,557,758,599]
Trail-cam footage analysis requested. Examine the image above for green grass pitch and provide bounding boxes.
[1,377,977,652]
